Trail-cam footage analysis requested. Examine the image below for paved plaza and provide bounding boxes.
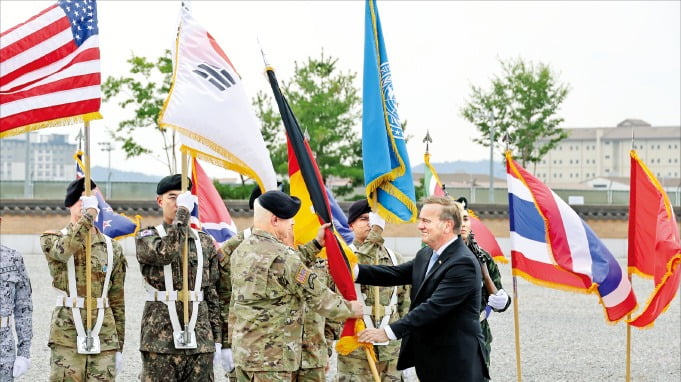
[11,249,681,381]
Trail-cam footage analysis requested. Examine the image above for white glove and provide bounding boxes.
[213,343,222,367]
[80,195,100,218]
[488,289,509,310]
[12,356,30,378]
[115,352,123,375]
[176,191,197,211]
[221,347,234,372]
[368,212,385,230]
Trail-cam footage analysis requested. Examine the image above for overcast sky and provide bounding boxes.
[2,0,679,180]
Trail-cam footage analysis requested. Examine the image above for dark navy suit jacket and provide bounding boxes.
[356,237,490,382]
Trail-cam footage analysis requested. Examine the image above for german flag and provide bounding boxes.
[265,65,371,356]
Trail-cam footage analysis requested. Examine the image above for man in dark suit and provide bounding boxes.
[357,196,489,382]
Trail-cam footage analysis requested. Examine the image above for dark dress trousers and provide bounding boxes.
[356,237,490,382]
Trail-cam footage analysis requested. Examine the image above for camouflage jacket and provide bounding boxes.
[350,225,410,362]
[231,228,353,372]
[135,207,221,354]
[40,214,126,352]
[477,247,507,313]
[0,245,33,358]
[219,229,336,368]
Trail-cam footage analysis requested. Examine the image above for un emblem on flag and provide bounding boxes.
[379,62,404,140]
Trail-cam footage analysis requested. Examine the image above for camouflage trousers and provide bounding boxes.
[336,356,401,382]
[298,367,326,382]
[235,367,301,382]
[48,345,116,382]
[140,351,213,382]
[1,354,15,382]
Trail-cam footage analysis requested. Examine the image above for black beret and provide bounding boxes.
[258,190,301,219]
[157,174,192,195]
[456,196,468,210]
[64,178,97,207]
[248,185,263,210]
[347,199,371,225]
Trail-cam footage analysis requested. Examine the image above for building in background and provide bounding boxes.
[0,134,76,181]
[533,119,680,188]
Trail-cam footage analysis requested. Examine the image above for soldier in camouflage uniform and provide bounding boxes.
[40,178,126,381]
[337,200,410,382]
[457,198,510,371]
[136,174,221,381]
[231,190,363,382]
[217,186,337,382]
[0,230,33,381]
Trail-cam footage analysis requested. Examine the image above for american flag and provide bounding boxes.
[0,0,102,138]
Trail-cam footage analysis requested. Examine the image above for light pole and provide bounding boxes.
[488,112,495,203]
[98,142,113,199]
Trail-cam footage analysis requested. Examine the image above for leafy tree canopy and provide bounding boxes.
[461,58,570,167]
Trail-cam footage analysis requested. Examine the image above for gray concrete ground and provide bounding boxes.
[11,250,681,381]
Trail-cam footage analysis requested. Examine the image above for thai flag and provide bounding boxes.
[190,157,237,245]
[506,152,636,322]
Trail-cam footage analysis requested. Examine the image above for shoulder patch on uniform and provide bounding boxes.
[139,229,154,237]
[295,265,312,285]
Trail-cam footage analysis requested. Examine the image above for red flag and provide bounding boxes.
[190,157,237,245]
[627,150,681,328]
[469,212,508,264]
[1,0,102,138]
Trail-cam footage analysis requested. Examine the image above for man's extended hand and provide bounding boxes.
[358,328,389,344]
[314,223,332,247]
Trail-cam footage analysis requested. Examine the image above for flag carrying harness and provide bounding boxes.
[54,227,114,354]
[144,224,204,348]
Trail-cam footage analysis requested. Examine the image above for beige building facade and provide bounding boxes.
[534,119,681,186]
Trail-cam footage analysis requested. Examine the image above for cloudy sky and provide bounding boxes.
[1,0,679,179]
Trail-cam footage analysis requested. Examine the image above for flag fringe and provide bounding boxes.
[512,268,593,295]
[493,255,509,264]
[628,266,654,280]
[366,180,418,223]
[112,214,142,240]
[628,254,681,328]
[335,319,377,361]
[631,150,675,219]
[0,112,103,139]
[175,139,266,192]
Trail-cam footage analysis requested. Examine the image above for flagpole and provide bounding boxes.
[181,151,190,344]
[259,47,381,382]
[625,130,633,382]
[512,275,522,382]
[83,121,94,350]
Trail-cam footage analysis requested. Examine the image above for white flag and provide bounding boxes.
[159,5,277,191]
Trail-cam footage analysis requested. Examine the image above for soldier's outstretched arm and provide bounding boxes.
[135,207,191,266]
[40,213,96,263]
[14,252,33,359]
[283,254,354,322]
[109,243,127,351]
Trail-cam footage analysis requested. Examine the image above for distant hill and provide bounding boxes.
[412,160,506,178]
[90,166,161,183]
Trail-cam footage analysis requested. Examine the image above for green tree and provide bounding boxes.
[461,58,570,167]
[253,52,363,196]
[102,50,176,174]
